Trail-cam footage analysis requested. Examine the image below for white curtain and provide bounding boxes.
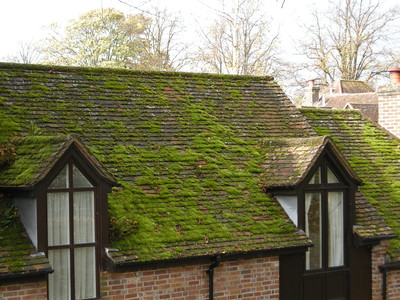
[48,249,70,300]
[48,192,69,246]
[328,191,344,267]
[305,193,321,270]
[73,191,96,299]
[74,247,96,299]
[73,191,95,244]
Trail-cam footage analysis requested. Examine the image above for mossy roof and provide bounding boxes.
[0,63,315,264]
[0,199,52,279]
[258,136,360,189]
[0,135,115,188]
[301,108,400,261]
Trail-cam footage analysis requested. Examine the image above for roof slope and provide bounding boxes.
[301,108,400,260]
[0,63,315,263]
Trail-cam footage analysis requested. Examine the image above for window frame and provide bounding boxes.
[296,152,355,274]
[277,146,360,300]
[34,145,113,300]
[46,160,99,299]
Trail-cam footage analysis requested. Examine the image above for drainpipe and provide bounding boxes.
[379,261,400,300]
[205,255,221,300]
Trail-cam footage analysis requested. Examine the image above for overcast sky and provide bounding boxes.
[1,0,398,86]
[0,0,321,60]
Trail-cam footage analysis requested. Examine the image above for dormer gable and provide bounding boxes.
[0,134,115,189]
[0,134,116,292]
[259,136,361,191]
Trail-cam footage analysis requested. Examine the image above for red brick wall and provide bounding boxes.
[371,240,400,300]
[387,269,400,300]
[378,85,400,138]
[101,256,279,299]
[0,279,47,300]
[371,240,389,300]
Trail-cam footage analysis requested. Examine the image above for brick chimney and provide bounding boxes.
[377,67,400,138]
[389,67,400,84]
[303,79,320,106]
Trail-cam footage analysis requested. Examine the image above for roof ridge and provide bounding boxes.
[0,62,275,82]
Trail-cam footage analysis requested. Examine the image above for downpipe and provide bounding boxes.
[205,255,221,300]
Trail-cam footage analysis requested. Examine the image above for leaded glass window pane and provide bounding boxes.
[48,249,71,300]
[328,191,344,267]
[327,166,340,183]
[49,165,69,189]
[75,247,96,299]
[48,192,70,246]
[73,165,93,188]
[73,191,95,244]
[305,193,322,270]
[308,167,321,184]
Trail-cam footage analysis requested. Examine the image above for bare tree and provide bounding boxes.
[138,7,189,71]
[195,0,280,76]
[5,41,42,64]
[300,0,399,84]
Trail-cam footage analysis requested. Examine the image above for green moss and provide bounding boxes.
[0,63,313,262]
[104,79,129,91]
[0,136,68,185]
[0,200,32,272]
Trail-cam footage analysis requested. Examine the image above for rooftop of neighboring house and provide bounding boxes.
[311,80,379,122]
[0,63,398,278]
[320,80,375,95]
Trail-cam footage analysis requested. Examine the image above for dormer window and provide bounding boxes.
[304,164,345,270]
[267,137,360,300]
[46,162,98,300]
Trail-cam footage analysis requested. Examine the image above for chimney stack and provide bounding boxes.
[303,79,320,107]
[388,67,400,84]
[377,67,400,138]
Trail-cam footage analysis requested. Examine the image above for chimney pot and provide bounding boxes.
[388,67,400,84]
[308,79,315,88]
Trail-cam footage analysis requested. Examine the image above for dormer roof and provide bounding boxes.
[259,136,361,190]
[0,135,116,188]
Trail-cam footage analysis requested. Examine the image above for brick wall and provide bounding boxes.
[101,256,279,299]
[371,240,389,300]
[377,84,400,138]
[0,279,47,300]
[387,269,400,300]
[371,240,400,300]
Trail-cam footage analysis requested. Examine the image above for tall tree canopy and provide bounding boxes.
[40,8,187,71]
[301,0,399,84]
[195,0,280,76]
[42,8,149,68]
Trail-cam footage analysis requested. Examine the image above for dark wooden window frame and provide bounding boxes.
[277,146,358,300]
[34,144,113,300]
[297,148,356,299]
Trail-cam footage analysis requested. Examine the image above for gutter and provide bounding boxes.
[0,267,53,282]
[205,255,221,300]
[379,261,400,300]
[107,244,310,271]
